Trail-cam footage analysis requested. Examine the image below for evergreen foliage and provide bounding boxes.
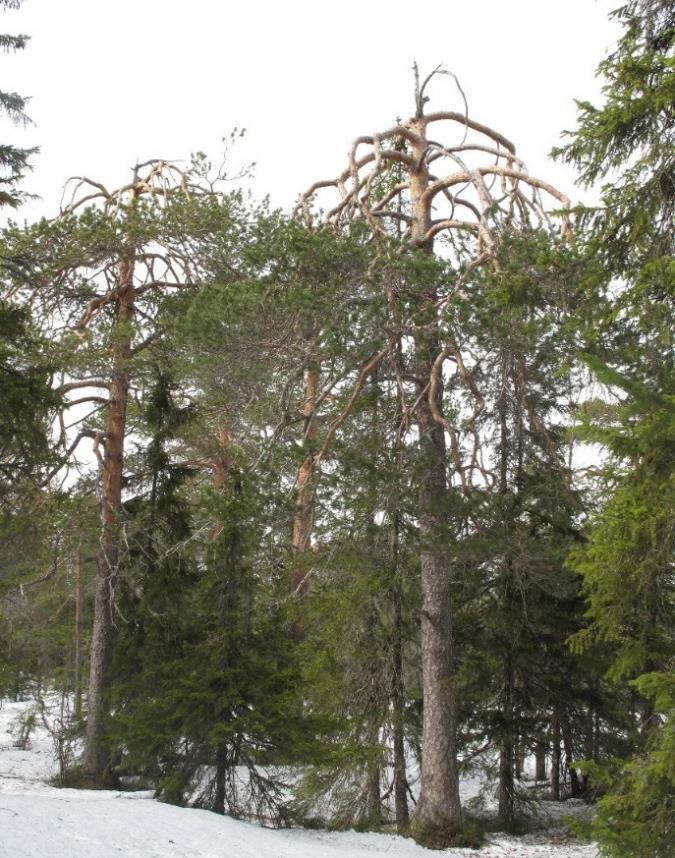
[448,231,603,825]
[0,0,36,208]
[0,299,57,498]
[555,1,675,852]
[109,362,331,820]
[0,489,97,701]
[0,3,671,848]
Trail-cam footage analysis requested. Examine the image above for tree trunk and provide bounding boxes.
[292,362,318,563]
[213,745,228,815]
[550,715,561,801]
[73,550,84,721]
[497,367,516,827]
[562,719,582,797]
[535,740,547,782]
[289,362,318,639]
[364,764,381,829]
[359,719,382,830]
[84,252,134,783]
[498,652,516,828]
[388,326,409,833]
[392,697,409,830]
[514,735,523,782]
[409,119,462,837]
[211,432,242,815]
[391,548,409,830]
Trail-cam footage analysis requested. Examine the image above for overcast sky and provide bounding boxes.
[5,0,620,221]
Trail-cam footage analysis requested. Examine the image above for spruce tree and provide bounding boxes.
[450,231,603,826]
[0,299,56,501]
[0,0,36,208]
[0,0,54,498]
[110,324,329,820]
[556,2,674,853]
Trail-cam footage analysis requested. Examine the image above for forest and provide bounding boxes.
[0,1,672,856]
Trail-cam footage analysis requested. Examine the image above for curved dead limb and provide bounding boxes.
[298,71,570,245]
[74,291,118,330]
[416,63,470,142]
[450,344,486,427]
[313,347,389,468]
[447,344,494,487]
[422,218,479,244]
[59,177,112,211]
[421,111,516,153]
[428,346,468,493]
[423,166,570,211]
[57,378,110,393]
[43,428,99,484]
[65,395,109,408]
[59,159,191,217]
[426,342,493,491]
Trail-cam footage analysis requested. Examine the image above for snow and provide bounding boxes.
[0,699,598,858]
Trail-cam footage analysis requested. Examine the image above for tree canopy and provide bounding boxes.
[0,3,672,855]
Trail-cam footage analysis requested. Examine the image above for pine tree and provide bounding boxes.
[298,68,572,847]
[1,160,252,782]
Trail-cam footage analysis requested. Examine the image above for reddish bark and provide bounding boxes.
[84,253,134,782]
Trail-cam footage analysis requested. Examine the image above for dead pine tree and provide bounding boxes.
[298,65,570,846]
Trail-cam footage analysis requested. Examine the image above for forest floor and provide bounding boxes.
[0,698,598,858]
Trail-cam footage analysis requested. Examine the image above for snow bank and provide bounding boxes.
[0,699,597,858]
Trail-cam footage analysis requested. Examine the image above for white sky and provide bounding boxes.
[5,0,620,221]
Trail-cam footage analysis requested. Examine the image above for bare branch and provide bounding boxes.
[314,348,388,467]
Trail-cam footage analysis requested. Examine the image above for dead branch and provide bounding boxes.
[58,378,110,393]
[314,348,389,467]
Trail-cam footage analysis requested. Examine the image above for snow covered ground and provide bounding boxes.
[0,698,598,858]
